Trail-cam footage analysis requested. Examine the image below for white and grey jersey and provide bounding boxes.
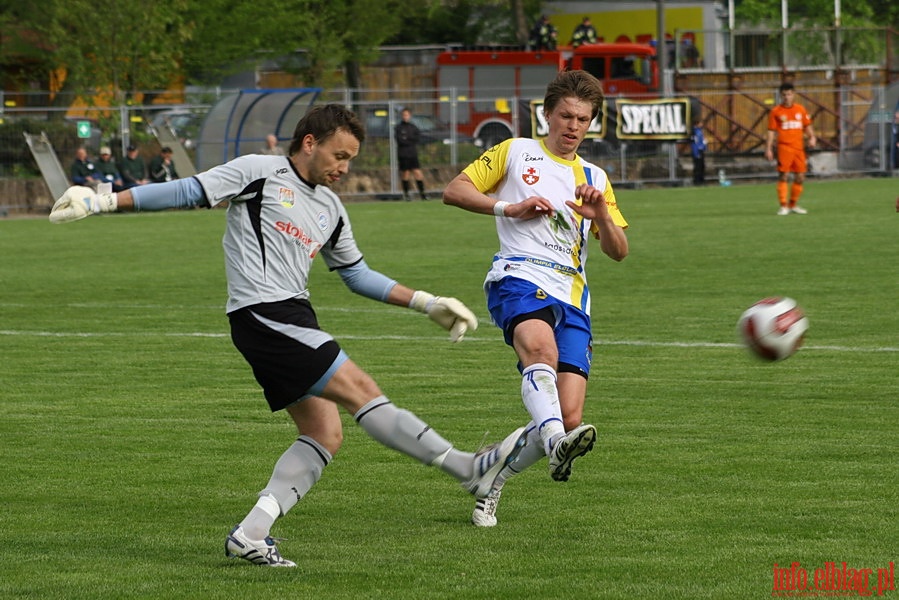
[195,154,364,313]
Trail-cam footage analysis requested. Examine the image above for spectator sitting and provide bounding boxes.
[119,144,148,189]
[70,147,102,189]
[260,134,285,156]
[95,146,125,192]
[570,16,598,48]
[530,15,558,51]
[149,147,179,183]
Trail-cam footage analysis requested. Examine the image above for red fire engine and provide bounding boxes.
[436,43,660,147]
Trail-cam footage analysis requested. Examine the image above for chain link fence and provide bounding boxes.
[1,82,896,213]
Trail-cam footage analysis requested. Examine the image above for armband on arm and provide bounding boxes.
[131,178,204,211]
[336,260,397,302]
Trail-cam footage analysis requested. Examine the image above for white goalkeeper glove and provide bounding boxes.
[409,290,478,343]
[49,186,118,224]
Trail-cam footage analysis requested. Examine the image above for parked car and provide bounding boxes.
[148,109,203,150]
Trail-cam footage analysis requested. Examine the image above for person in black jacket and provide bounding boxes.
[529,14,558,51]
[396,109,427,200]
[570,16,598,48]
[119,144,148,189]
[148,147,179,183]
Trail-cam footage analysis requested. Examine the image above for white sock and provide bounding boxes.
[241,436,331,539]
[240,494,281,540]
[521,363,564,454]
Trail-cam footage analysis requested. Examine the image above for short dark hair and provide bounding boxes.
[543,70,604,121]
[288,104,365,155]
[779,82,795,93]
[161,146,173,153]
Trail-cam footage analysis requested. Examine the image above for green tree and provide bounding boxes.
[183,0,404,90]
[734,0,894,27]
[734,0,893,66]
[386,0,541,47]
[0,2,49,93]
[30,0,191,107]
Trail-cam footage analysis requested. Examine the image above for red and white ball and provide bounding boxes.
[737,297,808,361]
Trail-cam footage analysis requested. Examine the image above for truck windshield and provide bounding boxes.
[580,57,604,79]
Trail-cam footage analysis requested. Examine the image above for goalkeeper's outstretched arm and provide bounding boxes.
[336,260,478,343]
[49,179,204,223]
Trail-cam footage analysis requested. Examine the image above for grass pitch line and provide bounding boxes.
[2,329,897,353]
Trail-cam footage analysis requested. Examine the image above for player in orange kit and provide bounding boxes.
[765,82,817,215]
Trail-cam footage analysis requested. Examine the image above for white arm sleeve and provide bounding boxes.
[336,260,397,302]
[131,178,205,211]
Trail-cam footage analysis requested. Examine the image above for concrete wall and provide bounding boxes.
[0,178,53,217]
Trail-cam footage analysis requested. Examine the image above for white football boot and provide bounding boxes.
[462,427,526,497]
[471,488,503,527]
[225,525,296,567]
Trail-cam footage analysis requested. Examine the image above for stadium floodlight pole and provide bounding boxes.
[727,0,734,71]
[657,0,671,97]
[781,0,789,68]
[834,0,842,66]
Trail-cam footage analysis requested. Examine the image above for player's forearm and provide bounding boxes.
[130,178,204,211]
[596,220,628,261]
[386,283,415,308]
[337,260,398,303]
[113,190,135,211]
[443,174,496,216]
[806,126,817,144]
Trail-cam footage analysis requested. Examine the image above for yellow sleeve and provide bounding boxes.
[461,139,514,194]
[590,179,628,237]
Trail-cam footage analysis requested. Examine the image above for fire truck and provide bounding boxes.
[435,43,660,148]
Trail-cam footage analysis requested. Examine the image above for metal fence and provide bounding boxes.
[671,26,896,73]
[1,82,896,211]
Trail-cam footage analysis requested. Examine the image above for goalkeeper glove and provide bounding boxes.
[409,290,478,343]
[49,186,118,224]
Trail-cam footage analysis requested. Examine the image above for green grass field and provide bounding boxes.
[1,178,897,599]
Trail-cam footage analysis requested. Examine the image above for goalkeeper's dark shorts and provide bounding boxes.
[228,299,347,412]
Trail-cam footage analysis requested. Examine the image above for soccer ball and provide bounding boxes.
[737,297,808,361]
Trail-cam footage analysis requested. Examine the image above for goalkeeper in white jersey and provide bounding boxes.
[49,104,526,566]
[444,70,630,527]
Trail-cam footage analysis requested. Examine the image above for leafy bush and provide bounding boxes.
[0,118,97,178]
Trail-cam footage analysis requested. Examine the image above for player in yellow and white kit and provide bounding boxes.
[444,70,629,526]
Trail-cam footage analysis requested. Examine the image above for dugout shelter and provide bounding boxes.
[195,88,321,172]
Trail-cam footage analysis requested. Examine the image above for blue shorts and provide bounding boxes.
[486,277,593,377]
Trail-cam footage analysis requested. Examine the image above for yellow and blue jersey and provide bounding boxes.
[463,138,627,316]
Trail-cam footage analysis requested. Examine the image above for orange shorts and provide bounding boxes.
[776,146,807,174]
